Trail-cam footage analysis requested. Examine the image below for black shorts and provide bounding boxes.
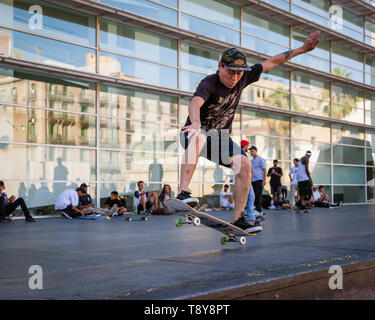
[137,200,152,212]
[180,130,246,168]
[298,180,312,200]
[271,185,282,195]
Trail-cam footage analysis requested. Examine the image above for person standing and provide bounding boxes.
[289,158,299,208]
[267,160,283,208]
[249,146,267,220]
[296,151,313,213]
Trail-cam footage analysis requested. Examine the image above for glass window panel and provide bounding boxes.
[332,44,364,82]
[367,149,375,165]
[180,70,206,92]
[292,118,330,143]
[243,135,291,161]
[0,0,96,46]
[100,20,177,66]
[365,92,375,111]
[242,109,290,137]
[365,55,375,75]
[367,167,375,184]
[100,85,178,123]
[181,13,240,45]
[0,106,96,146]
[180,42,220,74]
[100,118,178,153]
[365,17,375,47]
[0,143,96,181]
[310,164,331,185]
[262,0,290,11]
[368,185,375,203]
[333,166,365,184]
[333,145,364,165]
[4,28,96,72]
[335,3,364,42]
[154,0,177,7]
[243,34,289,57]
[332,125,365,146]
[292,54,330,73]
[243,10,289,47]
[292,140,331,163]
[180,98,190,125]
[293,27,330,60]
[366,130,375,149]
[0,68,28,105]
[333,186,365,203]
[0,181,96,213]
[332,63,363,83]
[99,52,177,89]
[332,84,364,121]
[100,0,178,26]
[332,105,364,124]
[181,0,240,29]
[100,150,178,182]
[292,0,330,27]
[364,73,375,86]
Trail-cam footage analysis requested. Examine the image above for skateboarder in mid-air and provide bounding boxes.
[177,30,321,233]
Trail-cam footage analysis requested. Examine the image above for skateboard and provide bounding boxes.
[124,212,150,222]
[167,199,258,245]
[76,214,104,220]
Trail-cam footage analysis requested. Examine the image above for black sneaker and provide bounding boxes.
[26,216,36,222]
[233,217,262,233]
[256,215,266,222]
[177,191,199,207]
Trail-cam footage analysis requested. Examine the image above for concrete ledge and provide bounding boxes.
[187,259,375,300]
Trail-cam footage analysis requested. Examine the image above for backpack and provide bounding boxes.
[262,195,272,209]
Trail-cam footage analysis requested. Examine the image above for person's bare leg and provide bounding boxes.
[179,132,206,192]
[231,154,251,223]
[152,192,158,208]
[141,197,146,210]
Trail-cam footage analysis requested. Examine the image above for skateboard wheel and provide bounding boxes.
[221,237,228,245]
[176,218,183,227]
[239,237,246,245]
[193,217,200,226]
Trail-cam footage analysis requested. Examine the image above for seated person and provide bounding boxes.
[55,187,86,219]
[0,180,35,222]
[275,185,290,209]
[104,191,127,216]
[78,183,94,211]
[133,180,158,214]
[153,184,172,215]
[310,186,342,208]
[220,184,234,209]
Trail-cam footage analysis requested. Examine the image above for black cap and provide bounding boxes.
[76,187,86,193]
[221,48,252,71]
[80,183,89,188]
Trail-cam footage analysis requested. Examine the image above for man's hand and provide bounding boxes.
[182,120,201,139]
[302,30,321,53]
[262,180,266,187]
[9,195,16,202]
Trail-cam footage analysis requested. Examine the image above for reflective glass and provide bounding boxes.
[332,44,364,82]
[100,85,178,124]
[333,145,365,165]
[292,2,330,30]
[180,42,220,74]
[100,0,178,26]
[333,166,365,185]
[243,34,289,57]
[262,0,290,11]
[332,63,363,83]
[336,3,364,42]
[0,0,96,46]
[181,0,240,29]
[332,125,365,146]
[0,106,96,146]
[332,85,364,122]
[180,70,206,92]
[365,92,375,111]
[333,186,365,203]
[292,140,331,163]
[310,164,331,185]
[331,105,364,124]
[181,13,240,45]
[243,10,289,47]
[100,20,177,66]
[100,150,178,182]
[365,130,375,149]
[99,52,177,89]
[0,143,96,181]
[292,54,330,73]
[368,186,375,203]
[242,109,290,137]
[5,28,96,72]
[243,134,290,161]
[292,118,330,143]
[367,149,375,165]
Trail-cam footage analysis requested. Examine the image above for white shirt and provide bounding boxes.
[55,190,79,210]
[313,190,322,201]
[133,190,147,207]
[220,191,232,204]
[289,166,299,185]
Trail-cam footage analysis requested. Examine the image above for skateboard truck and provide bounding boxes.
[221,234,247,245]
[176,214,201,227]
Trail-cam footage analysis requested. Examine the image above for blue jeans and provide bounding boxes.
[245,184,255,220]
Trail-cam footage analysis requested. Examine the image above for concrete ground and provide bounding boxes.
[1,205,375,300]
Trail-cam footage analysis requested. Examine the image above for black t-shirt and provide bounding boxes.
[184,64,263,133]
[104,197,123,208]
[79,194,92,206]
[268,167,283,186]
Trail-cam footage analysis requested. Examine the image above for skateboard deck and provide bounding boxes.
[167,199,257,245]
[76,214,104,220]
[124,212,150,221]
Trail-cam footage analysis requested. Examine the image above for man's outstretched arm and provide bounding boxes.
[261,30,321,73]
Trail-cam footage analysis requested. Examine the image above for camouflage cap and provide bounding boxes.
[220,47,252,71]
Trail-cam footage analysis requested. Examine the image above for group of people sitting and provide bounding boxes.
[55,180,173,219]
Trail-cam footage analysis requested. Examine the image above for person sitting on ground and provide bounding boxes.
[220,184,234,209]
[78,183,94,211]
[104,191,127,216]
[133,180,158,215]
[310,186,342,208]
[0,180,35,222]
[153,184,173,215]
[274,185,290,209]
[55,187,86,219]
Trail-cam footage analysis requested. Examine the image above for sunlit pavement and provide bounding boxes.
[1,205,375,299]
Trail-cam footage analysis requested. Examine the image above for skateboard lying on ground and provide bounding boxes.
[167,199,257,245]
[76,214,104,220]
[124,212,150,222]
